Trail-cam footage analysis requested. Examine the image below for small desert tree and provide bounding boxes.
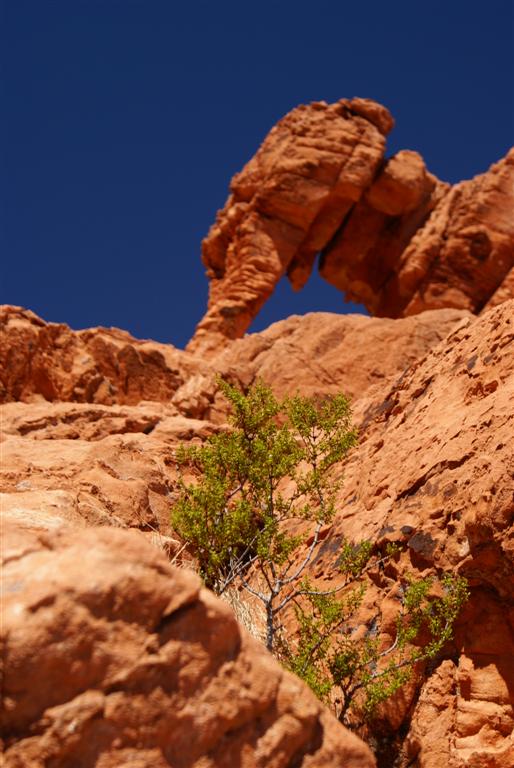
[171,379,467,725]
[172,378,357,650]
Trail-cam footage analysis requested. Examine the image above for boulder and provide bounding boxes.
[1,522,375,768]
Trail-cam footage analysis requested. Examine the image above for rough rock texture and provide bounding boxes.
[1,522,375,768]
[1,298,513,767]
[302,300,514,767]
[175,308,469,422]
[188,98,394,354]
[1,305,467,538]
[319,150,447,312]
[189,99,514,354]
[0,400,208,536]
[382,149,514,318]
[0,305,202,405]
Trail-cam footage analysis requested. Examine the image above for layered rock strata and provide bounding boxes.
[188,99,514,355]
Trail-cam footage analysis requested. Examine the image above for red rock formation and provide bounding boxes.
[189,101,514,354]
[1,306,464,536]
[1,521,375,768]
[298,299,514,767]
[482,264,514,313]
[381,148,514,317]
[188,98,394,354]
[175,307,469,420]
[1,300,513,766]
[0,305,202,405]
[319,151,448,310]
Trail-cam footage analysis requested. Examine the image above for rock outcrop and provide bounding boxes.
[2,300,513,766]
[0,305,202,405]
[1,522,375,768]
[373,148,514,318]
[302,299,514,767]
[175,307,470,422]
[0,305,467,538]
[188,98,394,354]
[188,99,514,354]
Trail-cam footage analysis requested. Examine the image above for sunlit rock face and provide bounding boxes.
[320,299,514,768]
[188,98,513,356]
[2,298,513,766]
[1,522,375,768]
[188,98,394,355]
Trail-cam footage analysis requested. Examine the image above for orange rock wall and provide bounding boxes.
[1,301,513,767]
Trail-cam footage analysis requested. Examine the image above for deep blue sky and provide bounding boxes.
[2,1,513,348]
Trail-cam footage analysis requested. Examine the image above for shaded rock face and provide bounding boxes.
[1,523,375,768]
[188,99,514,354]
[0,305,202,405]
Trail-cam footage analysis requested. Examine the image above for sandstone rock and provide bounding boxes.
[319,153,448,311]
[0,305,204,405]
[321,147,514,316]
[1,307,465,538]
[1,522,375,768]
[295,299,514,767]
[209,308,469,423]
[188,100,513,354]
[0,403,214,535]
[365,151,435,216]
[188,98,393,355]
[482,265,514,312]
[1,297,513,766]
[390,148,514,317]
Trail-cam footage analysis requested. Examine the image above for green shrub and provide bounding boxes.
[171,379,467,726]
[172,378,357,650]
[282,570,468,725]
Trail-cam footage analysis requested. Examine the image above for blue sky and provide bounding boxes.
[2,0,513,347]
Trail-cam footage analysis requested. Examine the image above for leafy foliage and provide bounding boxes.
[283,568,468,725]
[171,379,468,728]
[172,379,357,648]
